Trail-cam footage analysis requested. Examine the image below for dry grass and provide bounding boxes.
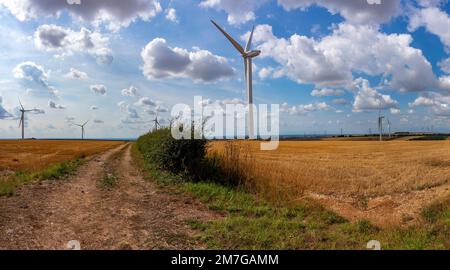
[209,140,450,199]
[0,140,125,172]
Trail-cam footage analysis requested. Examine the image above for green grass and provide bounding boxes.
[132,142,450,250]
[0,159,85,196]
[410,136,448,141]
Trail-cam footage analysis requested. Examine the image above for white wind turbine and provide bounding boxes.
[386,118,391,139]
[74,121,89,140]
[378,110,385,142]
[152,114,160,131]
[18,99,34,140]
[211,20,261,139]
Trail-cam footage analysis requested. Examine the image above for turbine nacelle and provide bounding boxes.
[245,50,261,58]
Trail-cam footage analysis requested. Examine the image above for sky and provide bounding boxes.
[0,0,450,139]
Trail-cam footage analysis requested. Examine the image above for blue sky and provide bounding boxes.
[0,0,450,138]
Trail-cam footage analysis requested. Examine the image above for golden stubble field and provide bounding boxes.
[209,140,450,226]
[0,140,125,172]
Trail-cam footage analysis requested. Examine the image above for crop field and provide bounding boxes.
[0,140,125,172]
[209,140,450,226]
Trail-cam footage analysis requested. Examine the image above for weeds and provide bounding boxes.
[0,159,84,196]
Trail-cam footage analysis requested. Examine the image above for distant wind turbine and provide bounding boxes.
[18,99,35,140]
[386,118,391,139]
[378,110,385,142]
[211,20,261,139]
[74,121,89,140]
[152,114,160,131]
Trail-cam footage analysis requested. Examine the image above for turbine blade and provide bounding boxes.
[19,117,23,128]
[18,98,24,110]
[245,26,255,52]
[83,120,89,126]
[211,20,245,55]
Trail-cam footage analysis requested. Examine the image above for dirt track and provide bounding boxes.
[0,143,215,250]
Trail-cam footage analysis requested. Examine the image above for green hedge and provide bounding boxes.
[136,128,208,179]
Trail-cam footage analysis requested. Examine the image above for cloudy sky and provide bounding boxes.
[0,0,450,138]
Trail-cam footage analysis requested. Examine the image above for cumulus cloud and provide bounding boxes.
[277,0,401,25]
[135,97,156,107]
[248,23,438,91]
[281,101,331,115]
[48,100,66,109]
[121,86,138,97]
[439,58,450,74]
[352,78,399,112]
[409,92,450,116]
[141,38,234,83]
[0,0,162,31]
[408,6,450,49]
[165,8,178,23]
[90,84,106,95]
[12,61,57,96]
[200,0,268,25]
[65,68,88,80]
[34,24,113,65]
[0,96,12,119]
[311,88,344,97]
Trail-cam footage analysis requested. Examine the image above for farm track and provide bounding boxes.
[0,143,215,250]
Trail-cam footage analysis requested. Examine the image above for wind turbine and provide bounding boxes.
[386,118,391,139]
[378,110,385,142]
[152,114,160,131]
[18,99,34,139]
[211,20,261,139]
[74,121,89,140]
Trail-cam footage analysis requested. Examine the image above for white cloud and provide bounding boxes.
[281,101,331,115]
[121,86,138,97]
[0,0,162,31]
[409,92,450,116]
[90,84,106,95]
[352,78,399,112]
[408,6,450,49]
[200,0,268,25]
[277,0,401,25]
[165,8,178,23]
[13,61,58,96]
[48,100,66,109]
[141,38,234,83]
[439,58,450,74]
[311,88,344,97]
[34,24,113,65]
[0,96,12,119]
[135,97,156,107]
[249,23,438,91]
[65,68,88,80]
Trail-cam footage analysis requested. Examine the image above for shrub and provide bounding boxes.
[137,127,207,179]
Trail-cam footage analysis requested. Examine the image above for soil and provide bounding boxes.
[0,143,217,250]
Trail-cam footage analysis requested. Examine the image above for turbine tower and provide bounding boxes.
[211,20,261,139]
[378,111,385,142]
[75,121,89,140]
[18,99,34,140]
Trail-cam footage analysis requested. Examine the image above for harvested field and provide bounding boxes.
[0,140,125,172]
[209,140,450,226]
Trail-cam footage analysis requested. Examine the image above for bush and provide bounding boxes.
[137,127,207,179]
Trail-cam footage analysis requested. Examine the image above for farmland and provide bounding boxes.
[0,140,125,172]
[209,140,450,226]
[0,140,126,195]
